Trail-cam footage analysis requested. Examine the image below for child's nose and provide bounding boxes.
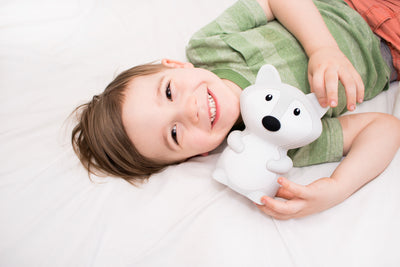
[183,95,199,124]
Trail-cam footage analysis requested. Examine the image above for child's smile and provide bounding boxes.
[207,89,218,127]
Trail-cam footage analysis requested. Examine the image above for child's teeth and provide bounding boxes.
[208,93,216,124]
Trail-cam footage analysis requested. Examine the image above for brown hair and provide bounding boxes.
[71,62,171,184]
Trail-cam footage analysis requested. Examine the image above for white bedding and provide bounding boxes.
[1,0,399,266]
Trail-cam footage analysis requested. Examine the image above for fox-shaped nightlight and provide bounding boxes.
[212,64,329,204]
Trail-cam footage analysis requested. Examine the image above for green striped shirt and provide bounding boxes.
[186,0,390,166]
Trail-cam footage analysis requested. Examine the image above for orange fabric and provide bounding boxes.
[344,0,400,80]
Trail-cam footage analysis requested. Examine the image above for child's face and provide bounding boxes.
[122,60,242,164]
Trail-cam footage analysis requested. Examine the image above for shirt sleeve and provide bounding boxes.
[186,0,269,89]
[189,0,268,37]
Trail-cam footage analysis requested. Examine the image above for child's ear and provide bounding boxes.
[161,58,194,69]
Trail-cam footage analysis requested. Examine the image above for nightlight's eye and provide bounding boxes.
[265,94,273,101]
[293,108,301,116]
[165,82,172,100]
[171,125,178,145]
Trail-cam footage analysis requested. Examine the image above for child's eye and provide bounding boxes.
[171,125,178,145]
[165,82,172,100]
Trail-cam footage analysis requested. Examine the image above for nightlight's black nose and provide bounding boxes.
[262,116,281,132]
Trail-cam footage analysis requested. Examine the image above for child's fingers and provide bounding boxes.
[277,177,309,199]
[346,62,365,105]
[339,65,364,111]
[275,186,296,199]
[260,196,305,218]
[309,71,328,107]
[340,73,357,111]
[324,68,339,107]
[355,73,365,104]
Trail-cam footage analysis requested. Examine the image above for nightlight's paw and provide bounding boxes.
[246,191,265,205]
[212,168,229,185]
[267,157,293,174]
[227,130,244,153]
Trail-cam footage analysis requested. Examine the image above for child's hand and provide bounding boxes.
[307,47,365,111]
[256,177,346,220]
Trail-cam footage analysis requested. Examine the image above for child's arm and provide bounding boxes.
[256,0,364,111]
[257,113,400,220]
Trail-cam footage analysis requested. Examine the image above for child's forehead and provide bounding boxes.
[127,71,163,90]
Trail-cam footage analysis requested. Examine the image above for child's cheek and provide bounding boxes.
[190,132,221,153]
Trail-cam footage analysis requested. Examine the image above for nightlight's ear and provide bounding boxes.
[306,93,329,118]
[161,58,194,68]
[255,64,281,85]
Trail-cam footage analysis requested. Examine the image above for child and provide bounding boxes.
[71,0,400,219]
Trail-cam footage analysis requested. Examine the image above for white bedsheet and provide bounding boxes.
[1,0,399,266]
